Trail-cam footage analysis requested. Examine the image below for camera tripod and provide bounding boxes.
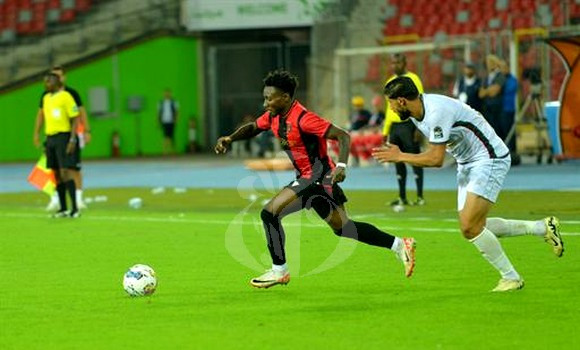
[505,84,553,164]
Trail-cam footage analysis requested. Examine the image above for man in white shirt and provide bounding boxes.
[372,76,564,292]
[158,89,179,154]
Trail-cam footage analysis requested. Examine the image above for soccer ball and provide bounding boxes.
[392,204,405,213]
[123,264,157,297]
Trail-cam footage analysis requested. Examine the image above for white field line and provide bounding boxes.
[2,212,580,236]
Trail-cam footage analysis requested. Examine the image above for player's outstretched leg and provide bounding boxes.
[486,216,564,257]
[335,220,416,277]
[470,228,524,292]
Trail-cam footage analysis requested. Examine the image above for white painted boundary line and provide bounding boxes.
[2,212,580,236]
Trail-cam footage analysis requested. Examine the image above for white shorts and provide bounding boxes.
[456,157,511,211]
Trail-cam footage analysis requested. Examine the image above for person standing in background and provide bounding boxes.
[383,53,425,207]
[479,55,505,135]
[453,62,483,113]
[348,96,371,132]
[158,89,179,155]
[368,95,385,128]
[42,66,90,211]
[348,96,372,166]
[33,73,80,218]
[499,60,519,164]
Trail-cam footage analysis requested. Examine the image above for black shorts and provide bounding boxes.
[389,121,420,154]
[161,123,175,139]
[45,132,81,170]
[285,177,348,219]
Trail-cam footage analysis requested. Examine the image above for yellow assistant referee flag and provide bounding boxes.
[27,154,56,196]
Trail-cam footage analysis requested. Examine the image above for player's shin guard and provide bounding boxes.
[395,163,407,201]
[470,227,520,280]
[486,217,544,237]
[413,166,424,198]
[261,209,286,265]
[334,220,395,249]
[56,183,68,211]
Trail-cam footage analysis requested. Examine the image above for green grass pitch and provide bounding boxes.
[0,188,578,349]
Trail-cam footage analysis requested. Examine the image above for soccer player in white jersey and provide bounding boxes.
[372,76,564,292]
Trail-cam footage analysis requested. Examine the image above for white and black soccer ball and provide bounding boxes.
[123,264,157,297]
[392,204,405,213]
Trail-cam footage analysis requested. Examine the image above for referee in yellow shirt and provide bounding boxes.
[33,73,80,218]
[383,53,425,206]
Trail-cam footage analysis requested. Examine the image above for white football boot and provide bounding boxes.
[544,216,564,257]
[398,237,416,278]
[250,269,290,289]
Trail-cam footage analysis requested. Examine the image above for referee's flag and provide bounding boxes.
[27,154,56,196]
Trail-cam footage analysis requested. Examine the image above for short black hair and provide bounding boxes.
[391,53,406,63]
[383,76,419,100]
[45,72,60,82]
[51,65,65,73]
[263,69,298,98]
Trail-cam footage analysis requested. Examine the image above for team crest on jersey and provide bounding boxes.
[286,122,292,133]
[433,126,443,139]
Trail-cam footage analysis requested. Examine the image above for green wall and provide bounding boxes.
[0,36,201,162]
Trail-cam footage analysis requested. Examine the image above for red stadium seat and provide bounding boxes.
[60,9,75,23]
[16,21,32,34]
[30,19,46,34]
[571,3,580,16]
[422,24,438,37]
[76,0,92,12]
[48,0,61,9]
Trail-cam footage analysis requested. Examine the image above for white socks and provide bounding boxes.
[486,218,545,238]
[470,227,521,281]
[50,193,59,204]
[76,189,83,203]
[391,237,403,253]
[272,263,288,273]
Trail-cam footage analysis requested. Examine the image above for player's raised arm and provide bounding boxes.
[214,121,262,154]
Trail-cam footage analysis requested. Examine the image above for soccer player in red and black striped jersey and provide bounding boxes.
[215,69,416,289]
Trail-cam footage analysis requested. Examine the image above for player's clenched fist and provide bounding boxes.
[214,136,232,154]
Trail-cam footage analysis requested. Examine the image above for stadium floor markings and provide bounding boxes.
[2,212,580,235]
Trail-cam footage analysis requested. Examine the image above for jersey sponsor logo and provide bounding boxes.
[433,126,444,139]
[52,109,62,118]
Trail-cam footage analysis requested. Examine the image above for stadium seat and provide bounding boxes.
[16,21,32,34]
[76,0,92,13]
[0,0,92,41]
[47,0,61,9]
[60,9,75,23]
